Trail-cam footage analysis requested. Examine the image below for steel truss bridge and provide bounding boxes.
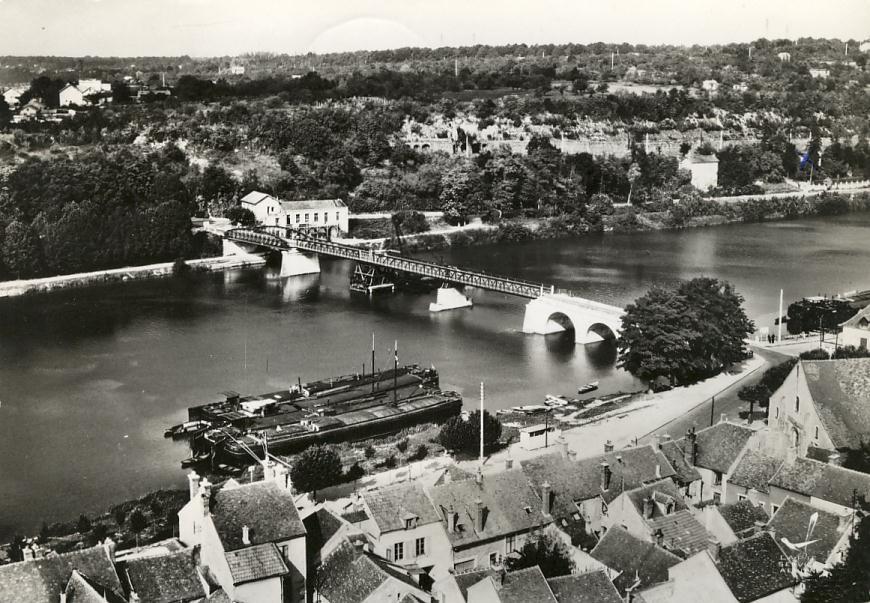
[225,226,557,299]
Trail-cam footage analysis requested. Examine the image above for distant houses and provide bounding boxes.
[240,191,349,236]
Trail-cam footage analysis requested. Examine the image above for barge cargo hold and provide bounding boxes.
[179,364,462,465]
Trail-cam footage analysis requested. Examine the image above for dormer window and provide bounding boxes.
[523,506,532,514]
[404,515,418,530]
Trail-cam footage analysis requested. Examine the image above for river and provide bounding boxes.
[2,212,870,539]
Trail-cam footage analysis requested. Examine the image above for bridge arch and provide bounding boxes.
[522,295,624,345]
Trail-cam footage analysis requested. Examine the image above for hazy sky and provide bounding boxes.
[0,0,867,57]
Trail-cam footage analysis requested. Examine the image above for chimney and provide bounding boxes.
[475,499,484,532]
[753,520,766,534]
[828,453,841,466]
[601,462,612,491]
[643,497,654,519]
[262,459,275,481]
[557,436,569,459]
[542,482,552,516]
[567,450,578,460]
[505,457,514,471]
[102,537,116,562]
[655,464,661,479]
[242,525,250,546]
[604,440,614,453]
[720,413,727,424]
[200,478,212,517]
[59,593,67,603]
[662,434,672,443]
[655,529,664,546]
[707,537,721,563]
[652,435,661,450]
[475,467,483,485]
[448,506,458,533]
[188,471,201,502]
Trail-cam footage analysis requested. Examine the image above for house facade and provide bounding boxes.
[59,84,84,107]
[240,191,349,235]
[839,305,870,349]
[679,154,720,191]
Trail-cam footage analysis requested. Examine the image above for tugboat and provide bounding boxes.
[577,381,600,395]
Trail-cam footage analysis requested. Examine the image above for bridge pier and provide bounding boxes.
[429,287,472,312]
[280,249,321,277]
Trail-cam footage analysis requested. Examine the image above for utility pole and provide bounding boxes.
[611,52,614,70]
[393,340,398,405]
[709,396,716,426]
[778,289,784,343]
[479,382,485,465]
[371,333,376,392]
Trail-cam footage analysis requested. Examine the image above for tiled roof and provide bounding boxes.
[363,482,440,533]
[547,570,622,603]
[433,465,476,486]
[0,545,123,603]
[691,422,755,473]
[303,506,345,561]
[648,509,711,557]
[317,540,421,603]
[341,509,369,525]
[427,469,550,548]
[123,549,205,602]
[728,450,784,494]
[590,526,681,594]
[768,497,845,564]
[65,571,124,603]
[716,532,796,602]
[769,456,870,509]
[212,481,306,551]
[805,445,838,463]
[521,445,676,512]
[718,500,769,535]
[802,359,870,449]
[224,543,288,585]
[240,191,274,205]
[279,199,345,211]
[840,304,870,329]
[624,479,687,518]
[657,441,702,485]
[495,566,558,603]
[453,569,495,600]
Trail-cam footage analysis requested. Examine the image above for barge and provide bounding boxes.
[178,364,462,465]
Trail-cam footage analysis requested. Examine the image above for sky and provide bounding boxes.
[0,0,867,57]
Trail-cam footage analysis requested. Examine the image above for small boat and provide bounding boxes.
[217,463,244,476]
[544,395,569,407]
[577,381,599,395]
[511,404,550,415]
[180,452,210,468]
[165,420,211,438]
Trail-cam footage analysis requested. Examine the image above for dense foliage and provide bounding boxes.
[438,410,502,455]
[505,532,576,578]
[618,277,754,386]
[786,298,857,335]
[289,445,343,495]
[801,508,870,602]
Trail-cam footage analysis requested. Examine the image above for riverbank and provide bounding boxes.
[0,253,265,298]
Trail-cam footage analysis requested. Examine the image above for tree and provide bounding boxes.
[0,95,11,128]
[438,410,502,455]
[113,508,127,526]
[364,445,376,459]
[738,383,771,422]
[801,506,870,602]
[2,219,44,278]
[618,278,754,386]
[396,438,409,454]
[76,514,92,534]
[626,163,642,205]
[225,205,256,226]
[129,509,147,549]
[290,445,343,496]
[505,532,575,578]
[787,298,856,335]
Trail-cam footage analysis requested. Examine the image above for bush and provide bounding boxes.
[496,222,533,242]
[364,445,376,459]
[224,205,256,226]
[412,444,429,460]
[172,258,190,276]
[345,461,365,481]
[383,454,397,469]
[393,210,429,235]
[439,410,502,455]
[396,438,409,454]
[799,348,831,360]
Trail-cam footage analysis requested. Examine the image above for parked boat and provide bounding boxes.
[577,381,600,395]
[510,404,550,415]
[165,420,211,438]
[544,395,570,407]
[180,451,210,468]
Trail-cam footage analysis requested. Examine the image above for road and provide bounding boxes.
[637,346,792,443]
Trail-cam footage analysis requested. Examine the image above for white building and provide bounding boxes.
[518,423,561,450]
[59,83,84,107]
[77,78,111,96]
[2,85,27,108]
[839,305,870,349]
[809,68,830,79]
[240,191,349,236]
[777,52,792,62]
[701,79,720,94]
[680,154,720,191]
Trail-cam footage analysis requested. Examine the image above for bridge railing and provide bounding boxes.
[226,227,557,299]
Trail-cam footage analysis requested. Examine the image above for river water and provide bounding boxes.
[2,212,870,539]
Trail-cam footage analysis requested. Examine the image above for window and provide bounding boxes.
[415,537,426,557]
[386,548,392,561]
[324,212,328,223]
[771,504,780,515]
[506,535,516,552]
[304,213,309,223]
[336,211,340,221]
[405,516,417,530]
[713,492,721,503]
[314,212,318,222]
[393,542,404,561]
[738,494,747,502]
[601,501,609,515]
[815,426,819,440]
[795,396,800,413]
[295,214,300,224]
[714,471,723,486]
[862,337,868,349]
[489,552,498,567]
[572,512,581,521]
[775,407,779,419]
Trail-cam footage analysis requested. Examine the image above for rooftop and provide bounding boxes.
[0,545,123,603]
[279,199,346,211]
[303,506,346,562]
[840,304,870,329]
[546,570,622,603]
[590,526,682,594]
[727,450,784,494]
[716,532,796,602]
[657,440,702,485]
[802,359,870,450]
[240,191,275,205]
[453,568,496,601]
[212,481,306,551]
[317,539,422,603]
[123,549,206,602]
[363,482,440,534]
[768,497,846,564]
[491,566,558,603]
[717,500,770,536]
[648,509,711,557]
[224,543,289,586]
[769,456,870,509]
[690,422,755,474]
[428,469,550,548]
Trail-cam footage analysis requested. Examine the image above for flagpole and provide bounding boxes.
[778,289,784,343]
[393,340,398,405]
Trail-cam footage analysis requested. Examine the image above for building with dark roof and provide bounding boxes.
[0,544,124,603]
[602,479,711,558]
[716,500,770,540]
[521,444,676,537]
[768,359,870,456]
[466,566,558,603]
[767,497,851,569]
[715,532,796,602]
[723,449,785,515]
[315,539,429,603]
[177,470,307,603]
[427,469,552,572]
[120,549,207,602]
[590,526,682,594]
[546,570,622,603]
[768,455,870,515]
[360,482,452,576]
[839,304,870,350]
[303,505,359,570]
